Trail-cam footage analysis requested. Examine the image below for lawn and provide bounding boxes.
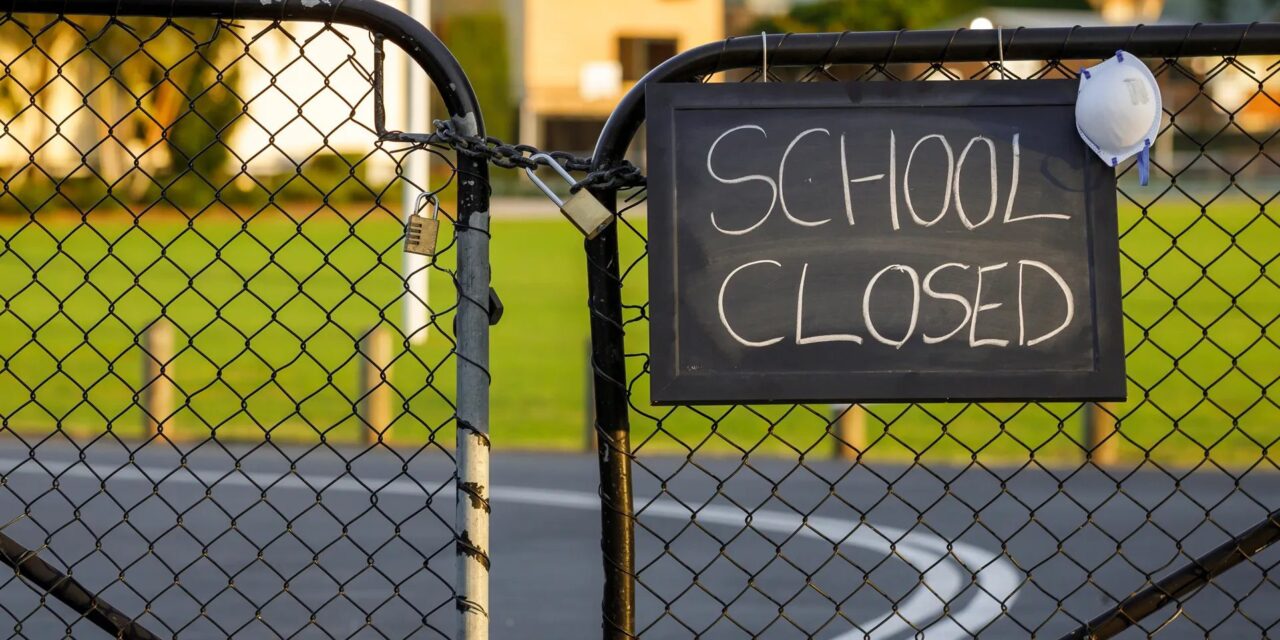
[0,197,1276,466]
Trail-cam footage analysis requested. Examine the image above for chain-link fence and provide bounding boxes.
[585,26,1280,639]
[0,2,491,637]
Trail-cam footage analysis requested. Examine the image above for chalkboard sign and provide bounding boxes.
[645,81,1125,405]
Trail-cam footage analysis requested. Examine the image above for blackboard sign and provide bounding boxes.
[645,81,1125,404]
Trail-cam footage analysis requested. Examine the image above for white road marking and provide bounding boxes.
[0,458,1021,638]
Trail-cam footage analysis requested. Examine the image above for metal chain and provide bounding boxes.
[388,119,647,192]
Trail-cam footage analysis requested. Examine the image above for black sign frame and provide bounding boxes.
[645,80,1126,405]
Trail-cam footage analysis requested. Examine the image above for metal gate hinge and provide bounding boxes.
[488,287,503,326]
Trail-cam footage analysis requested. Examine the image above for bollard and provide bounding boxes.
[358,324,394,445]
[1084,402,1120,466]
[140,318,175,440]
[832,404,867,461]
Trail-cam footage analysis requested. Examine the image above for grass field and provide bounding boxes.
[0,198,1276,466]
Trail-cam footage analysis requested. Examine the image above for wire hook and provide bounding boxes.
[998,25,1007,79]
[761,31,768,82]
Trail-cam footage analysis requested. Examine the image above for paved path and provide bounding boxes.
[0,443,1275,638]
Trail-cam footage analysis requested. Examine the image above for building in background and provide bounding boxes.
[957,0,1280,136]
[500,0,724,154]
[726,0,805,34]
[229,20,399,180]
[16,0,1277,188]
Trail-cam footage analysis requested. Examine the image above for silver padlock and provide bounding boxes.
[524,153,614,239]
[404,192,441,256]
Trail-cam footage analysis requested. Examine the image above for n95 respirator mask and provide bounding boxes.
[1076,50,1162,185]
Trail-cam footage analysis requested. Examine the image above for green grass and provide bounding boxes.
[0,206,455,449]
[0,198,1276,466]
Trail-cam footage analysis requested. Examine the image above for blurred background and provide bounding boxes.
[443,0,1277,157]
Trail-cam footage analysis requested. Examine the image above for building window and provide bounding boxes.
[542,117,607,156]
[619,37,678,82]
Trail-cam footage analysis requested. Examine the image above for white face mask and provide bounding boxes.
[1075,50,1163,185]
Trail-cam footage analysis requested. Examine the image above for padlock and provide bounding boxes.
[524,153,614,239]
[404,192,441,256]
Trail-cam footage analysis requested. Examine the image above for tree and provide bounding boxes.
[85,18,241,192]
[0,15,245,205]
[440,12,514,142]
[754,0,980,33]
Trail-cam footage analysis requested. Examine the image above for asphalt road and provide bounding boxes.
[0,441,1275,639]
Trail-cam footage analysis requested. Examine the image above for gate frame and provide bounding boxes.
[585,22,1280,640]
[2,2,493,638]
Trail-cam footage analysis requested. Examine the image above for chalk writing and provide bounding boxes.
[645,80,1125,403]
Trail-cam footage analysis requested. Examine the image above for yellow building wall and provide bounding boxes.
[521,0,724,125]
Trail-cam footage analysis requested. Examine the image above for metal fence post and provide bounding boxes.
[584,338,598,453]
[585,190,635,640]
[454,116,492,640]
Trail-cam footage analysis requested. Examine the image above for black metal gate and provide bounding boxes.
[584,24,1280,639]
[0,1,491,638]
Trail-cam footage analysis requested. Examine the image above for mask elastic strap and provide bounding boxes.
[1138,139,1151,186]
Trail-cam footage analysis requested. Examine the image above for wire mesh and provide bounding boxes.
[600,47,1280,638]
[0,12,471,638]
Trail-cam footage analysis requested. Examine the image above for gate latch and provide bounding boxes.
[488,287,504,326]
[524,154,614,239]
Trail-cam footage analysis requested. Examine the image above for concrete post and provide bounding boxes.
[1085,402,1121,466]
[140,318,175,439]
[359,324,394,444]
[833,404,868,460]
